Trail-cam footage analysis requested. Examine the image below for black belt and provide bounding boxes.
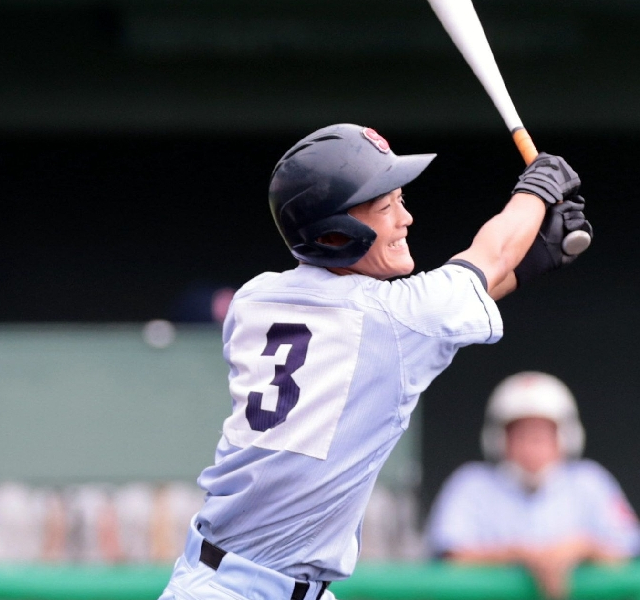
[199,539,329,600]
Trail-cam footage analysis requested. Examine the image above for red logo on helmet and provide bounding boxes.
[362,127,390,154]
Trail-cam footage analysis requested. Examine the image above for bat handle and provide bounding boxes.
[511,126,591,256]
[512,127,538,166]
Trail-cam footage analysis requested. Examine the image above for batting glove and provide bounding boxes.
[512,152,581,205]
[514,195,593,287]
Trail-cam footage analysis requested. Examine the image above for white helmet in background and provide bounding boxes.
[481,371,585,462]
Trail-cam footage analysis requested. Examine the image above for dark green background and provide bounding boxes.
[2,0,639,518]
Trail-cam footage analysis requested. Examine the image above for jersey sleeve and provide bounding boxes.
[383,263,502,342]
[365,263,503,398]
[576,461,640,556]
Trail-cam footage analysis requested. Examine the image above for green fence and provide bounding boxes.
[0,324,420,488]
[2,561,640,600]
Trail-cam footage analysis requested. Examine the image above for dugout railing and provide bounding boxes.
[2,561,640,600]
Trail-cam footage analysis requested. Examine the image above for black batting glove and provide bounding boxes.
[560,195,593,238]
[514,195,593,287]
[512,152,581,205]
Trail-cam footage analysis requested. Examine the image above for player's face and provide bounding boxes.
[346,189,414,279]
[505,417,560,474]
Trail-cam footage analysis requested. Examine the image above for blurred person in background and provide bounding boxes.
[149,482,206,563]
[113,482,156,563]
[0,482,62,561]
[424,371,640,598]
[112,480,204,563]
[64,483,120,563]
[0,482,66,562]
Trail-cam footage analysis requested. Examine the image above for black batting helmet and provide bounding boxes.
[268,124,436,268]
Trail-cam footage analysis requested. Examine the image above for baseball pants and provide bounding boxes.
[158,516,335,600]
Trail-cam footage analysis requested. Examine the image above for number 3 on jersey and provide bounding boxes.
[225,301,363,460]
[247,323,311,431]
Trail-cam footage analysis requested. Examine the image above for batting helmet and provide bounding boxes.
[481,371,585,461]
[268,124,436,268]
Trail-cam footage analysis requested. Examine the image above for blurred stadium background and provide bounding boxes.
[1,0,640,597]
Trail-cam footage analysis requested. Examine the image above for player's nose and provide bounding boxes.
[398,203,413,227]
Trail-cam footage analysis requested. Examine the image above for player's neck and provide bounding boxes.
[326,266,357,277]
[299,261,358,277]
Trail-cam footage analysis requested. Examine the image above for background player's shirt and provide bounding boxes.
[425,460,640,557]
[196,263,502,581]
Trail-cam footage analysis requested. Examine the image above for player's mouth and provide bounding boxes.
[389,237,408,250]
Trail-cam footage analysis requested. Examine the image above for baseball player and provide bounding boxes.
[424,372,640,599]
[158,124,592,600]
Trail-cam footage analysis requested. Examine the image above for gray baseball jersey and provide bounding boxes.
[196,262,502,581]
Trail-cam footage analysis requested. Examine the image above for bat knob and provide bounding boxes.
[562,230,591,256]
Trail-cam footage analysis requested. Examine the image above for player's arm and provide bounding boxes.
[443,538,624,565]
[443,545,535,564]
[447,536,628,599]
[450,153,585,300]
[451,192,545,299]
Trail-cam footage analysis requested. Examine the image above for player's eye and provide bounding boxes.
[399,194,406,206]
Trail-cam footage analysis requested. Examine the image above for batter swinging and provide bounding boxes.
[158,124,592,600]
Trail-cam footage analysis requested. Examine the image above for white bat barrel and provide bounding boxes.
[426,0,523,131]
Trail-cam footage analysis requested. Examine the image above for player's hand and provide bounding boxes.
[514,196,592,287]
[517,541,581,599]
[520,547,571,599]
[521,536,623,599]
[512,153,581,205]
[557,195,593,258]
[558,195,593,241]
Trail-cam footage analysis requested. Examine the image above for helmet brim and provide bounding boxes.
[347,153,437,207]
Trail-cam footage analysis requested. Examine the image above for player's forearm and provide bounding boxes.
[444,545,536,565]
[471,193,546,272]
[446,538,631,569]
[551,535,631,564]
[452,193,546,295]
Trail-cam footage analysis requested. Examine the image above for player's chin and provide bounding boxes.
[384,253,414,278]
[396,260,415,277]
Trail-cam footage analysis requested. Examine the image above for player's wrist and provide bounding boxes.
[509,191,549,208]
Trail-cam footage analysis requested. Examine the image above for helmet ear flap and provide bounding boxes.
[294,214,377,268]
[481,423,506,462]
[559,420,586,458]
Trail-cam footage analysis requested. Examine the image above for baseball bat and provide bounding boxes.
[425,0,591,256]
